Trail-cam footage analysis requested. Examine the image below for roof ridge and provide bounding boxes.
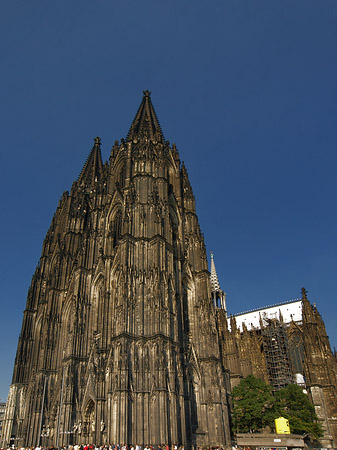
[232,298,302,317]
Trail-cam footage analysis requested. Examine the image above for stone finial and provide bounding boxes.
[230,314,237,332]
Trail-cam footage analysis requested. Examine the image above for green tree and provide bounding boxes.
[232,376,323,441]
[232,375,276,433]
[275,384,323,440]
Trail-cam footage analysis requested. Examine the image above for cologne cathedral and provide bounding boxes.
[215,286,337,448]
[2,92,337,449]
[2,92,232,449]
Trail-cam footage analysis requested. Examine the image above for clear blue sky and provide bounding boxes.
[1,0,337,401]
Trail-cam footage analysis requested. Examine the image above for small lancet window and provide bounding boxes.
[113,210,122,246]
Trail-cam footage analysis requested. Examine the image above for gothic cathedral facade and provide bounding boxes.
[2,92,232,449]
[216,288,337,447]
[2,92,337,449]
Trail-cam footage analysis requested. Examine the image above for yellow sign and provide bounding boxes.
[275,416,290,434]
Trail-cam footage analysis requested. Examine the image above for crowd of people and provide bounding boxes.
[4,445,189,450]
[3,445,226,450]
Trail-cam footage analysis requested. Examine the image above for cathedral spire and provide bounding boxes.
[210,252,227,313]
[5,94,233,450]
[210,252,221,292]
[126,90,164,143]
[78,137,104,186]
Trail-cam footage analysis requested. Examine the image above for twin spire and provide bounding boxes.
[78,91,164,185]
[78,136,104,186]
[78,94,228,316]
[127,90,165,143]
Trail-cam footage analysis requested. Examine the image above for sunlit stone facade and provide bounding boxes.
[1,92,232,449]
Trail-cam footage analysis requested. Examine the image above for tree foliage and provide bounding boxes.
[232,375,323,440]
[274,384,323,439]
[232,375,275,433]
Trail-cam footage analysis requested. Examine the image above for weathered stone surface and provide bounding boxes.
[217,288,337,447]
[3,92,335,450]
[2,93,231,449]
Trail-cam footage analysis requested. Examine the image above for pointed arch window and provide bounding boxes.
[119,164,126,188]
[113,210,122,246]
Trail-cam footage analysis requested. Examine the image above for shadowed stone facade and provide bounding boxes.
[1,92,232,449]
[216,288,337,448]
[2,92,336,449]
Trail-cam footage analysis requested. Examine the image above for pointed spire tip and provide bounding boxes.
[78,137,103,185]
[210,252,221,292]
[127,91,164,142]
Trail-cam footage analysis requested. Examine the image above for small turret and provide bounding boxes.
[230,314,238,332]
[210,252,221,292]
[301,287,308,301]
[210,252,227,313]
[301,287,315,323]
[279,308,284,323]
[259,312,264,328]
[181,162,194,197]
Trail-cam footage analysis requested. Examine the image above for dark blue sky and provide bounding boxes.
[1,1,337,400]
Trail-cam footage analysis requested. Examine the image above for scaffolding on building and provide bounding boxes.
[262,319,293,391]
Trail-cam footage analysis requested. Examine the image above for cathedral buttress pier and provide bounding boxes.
[2,92,232,449]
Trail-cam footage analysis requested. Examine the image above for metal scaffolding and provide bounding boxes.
[262,319,293,391]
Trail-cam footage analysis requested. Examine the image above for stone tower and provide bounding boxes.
[300,289,337,447]
[2,91,232,449]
